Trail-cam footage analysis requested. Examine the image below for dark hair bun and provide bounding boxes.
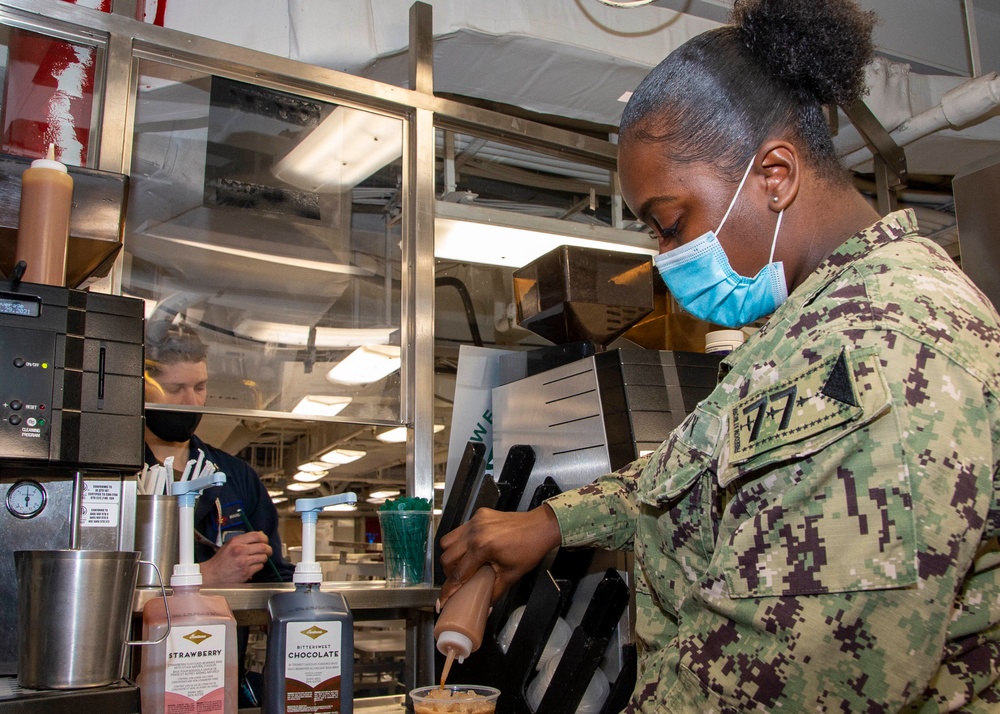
[732,0,877,106]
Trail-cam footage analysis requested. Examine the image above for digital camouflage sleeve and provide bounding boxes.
[546,210,1000,713]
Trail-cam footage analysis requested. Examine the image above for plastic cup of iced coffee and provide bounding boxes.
[410,685,500,713]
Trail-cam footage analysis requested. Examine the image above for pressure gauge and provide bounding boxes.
[6,480,47,519]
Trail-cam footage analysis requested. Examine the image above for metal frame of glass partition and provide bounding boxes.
[0,0,620,689]
[0,0,618,503]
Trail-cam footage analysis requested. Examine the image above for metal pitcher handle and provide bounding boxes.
[127,560,171,646]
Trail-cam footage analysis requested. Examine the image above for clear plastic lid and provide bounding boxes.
[497,605,573,671]
[526,653,610,714]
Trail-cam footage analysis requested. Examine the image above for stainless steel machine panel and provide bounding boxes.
[492,356,612,512]
[0,474,136,675]
[492,349,721,505]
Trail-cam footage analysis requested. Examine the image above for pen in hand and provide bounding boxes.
[236,508,283,581]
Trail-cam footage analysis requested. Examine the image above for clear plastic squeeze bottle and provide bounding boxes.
[15,143,73,286]
[433,565,496,686]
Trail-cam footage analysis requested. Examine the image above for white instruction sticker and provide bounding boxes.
[82,480,120,502]
[165,624,227,705]
[285,620,343,688]
[81,480,120,528]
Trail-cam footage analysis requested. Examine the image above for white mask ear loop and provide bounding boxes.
[715,158,756,235]
[768,209,784,264]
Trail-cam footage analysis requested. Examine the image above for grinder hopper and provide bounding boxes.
[512,245,654,348]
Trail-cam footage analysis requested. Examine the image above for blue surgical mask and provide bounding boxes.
[653,159,788,329]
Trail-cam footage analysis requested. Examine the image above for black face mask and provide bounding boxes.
[145,409,202,443]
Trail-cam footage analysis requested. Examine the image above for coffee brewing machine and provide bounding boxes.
[0,276,145,707]
[437,246,722,713]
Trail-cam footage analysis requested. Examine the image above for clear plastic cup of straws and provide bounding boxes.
[378,509,431,587]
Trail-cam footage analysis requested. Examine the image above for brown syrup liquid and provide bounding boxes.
[440,648,456,689]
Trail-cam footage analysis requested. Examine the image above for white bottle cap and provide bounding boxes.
[30,144,67,172]
[170,562,203,587]
[705,329,745,355]
[293,562,323,584]
[436,630,473,662]
[29,157,67,172]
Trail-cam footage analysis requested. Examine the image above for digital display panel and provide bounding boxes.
[0,292,41,317]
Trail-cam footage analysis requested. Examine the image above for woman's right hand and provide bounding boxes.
[438,504,562,605]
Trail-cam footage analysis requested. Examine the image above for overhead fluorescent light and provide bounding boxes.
[272,105,403,192]
[368,489,400,501]
[293,470,327,483]
[287,482,323,492]
[433,481,446,490]
[272,496,288,504]
[298,461,331,473]
[434,201,656,268]
[433,508,443,516]
[326,345,401,385]
[292,395,352,417]
[156,236,371,275]
[267,488,284,497]
[376,424,445,444]
[324,503,357,512]
[235,321,396,348]
[319,447,366,465]
[366,496,388,505]
[369,490,400,499]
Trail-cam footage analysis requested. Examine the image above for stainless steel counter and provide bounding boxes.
[240,694,406,714]
[355,695,406,712]
[134,581,437,622]
[132,581,438,690]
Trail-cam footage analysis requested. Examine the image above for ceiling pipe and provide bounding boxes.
[963,0,982,78]
[853,178,956,206]
[841,71,1000,169]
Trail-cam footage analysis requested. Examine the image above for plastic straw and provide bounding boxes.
[378,510,431,586]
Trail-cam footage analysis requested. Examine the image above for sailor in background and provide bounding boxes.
[439,0,1000,710]
[143,322,293,585]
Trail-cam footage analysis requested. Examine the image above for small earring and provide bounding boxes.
[771,196,779,203]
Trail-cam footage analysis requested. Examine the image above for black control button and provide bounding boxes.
[13,358,25,368]
[8,415,21,426]
[10,400,22,411]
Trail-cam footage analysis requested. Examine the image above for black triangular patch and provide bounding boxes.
[821,351,858,407]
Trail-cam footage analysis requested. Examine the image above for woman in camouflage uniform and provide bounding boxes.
[440,0,1000,710]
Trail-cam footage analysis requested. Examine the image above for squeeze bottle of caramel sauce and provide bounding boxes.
[434,565,496,686]
[15,144,73,286]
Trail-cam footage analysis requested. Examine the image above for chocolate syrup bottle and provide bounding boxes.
[263,493,357,714]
